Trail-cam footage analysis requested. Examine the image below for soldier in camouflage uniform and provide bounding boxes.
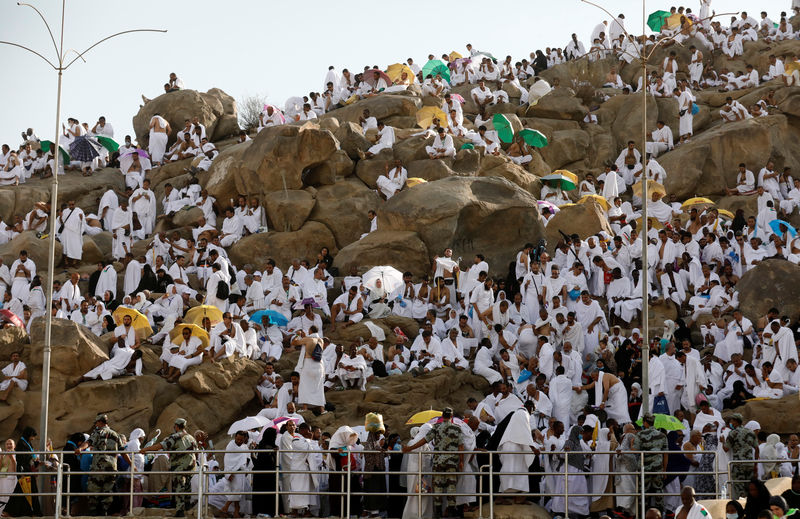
[403,407,464,518]
[725,413,759,499]
[632,413,668,513]
[74,413,130,515]
[141,418,198,517]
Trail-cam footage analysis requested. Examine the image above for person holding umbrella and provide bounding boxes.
[140,418,198,517]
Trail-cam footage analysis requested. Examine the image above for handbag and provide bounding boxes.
[652,394,670,415]
[737,320,753,349]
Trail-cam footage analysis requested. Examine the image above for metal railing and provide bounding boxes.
[0,447,775,518]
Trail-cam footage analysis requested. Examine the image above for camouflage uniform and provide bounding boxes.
[161,431,199,513]
[632,427,668,513]
[425,420,463,513]
[87,424,124,514]
[725,425,758,499]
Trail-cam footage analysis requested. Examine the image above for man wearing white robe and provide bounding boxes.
[0,352,27,400]
[98,188,118,231]
[205,263,228,311]
[123,256,143,297]
[94,262,117,299]
[550,366,574,428]
[148,114,171,165]
[575,292,607,354]
[220,432,250,518]
[284,424,316,513]
[219,208,243,248]
[426,128,456,159]
[645,121,674,157]
[82,344,142,381]
[498,408,537,496]
[59,200,85,265]
[363,122,394,158]
[130,179,157,238]
[9,251,35,300]
[679,351,708,412]
[376,160,407,199]
[111,201,133,260]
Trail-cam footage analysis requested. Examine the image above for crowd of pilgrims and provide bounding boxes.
[4,1,800,517]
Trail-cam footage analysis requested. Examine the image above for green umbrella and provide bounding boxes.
[95,136,119,153]
[635,413,685,431]
[460,143,474,150]
[40,140,70,165]
[647,10,671,32]
[421,59,451,83]
[492,113,514,143]
[520,128,548,148]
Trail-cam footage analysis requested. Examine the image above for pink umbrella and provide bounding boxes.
[0,309,24,328]
[426,416,466,426]
[450,57,472,69]
[272,416,300,428]
[450,93,466,104]
[364,69,392,88]
[120,149,152,174]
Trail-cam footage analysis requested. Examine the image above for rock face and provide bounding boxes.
[0,231,62,273]
[544,201,613,250]
[308,179,382,248]
[737,259,800,321]
[728,393,800,435]
[378,177,545,276]
[264,190,316,232]
[228,222,337,268]
[132,88,239,148]
[205,123,351,202]
[661,115,800,199]
[332,231,431,277]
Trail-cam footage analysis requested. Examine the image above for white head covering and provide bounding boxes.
[125,428,146,452]
[744,420,761,431]
[329,426,358,449]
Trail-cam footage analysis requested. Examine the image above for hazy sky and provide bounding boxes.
[0,0,788,146]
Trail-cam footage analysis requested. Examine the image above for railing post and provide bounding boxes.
[477,465,483,519]
[54,453,63,519]
[488,456,493,519]
[640,451,646,519]
[275,450,281,519]
[564,453,569,519]
[346,454,352,519]
[197,458,204,519]
[64,464,71,517]
[417,451,422,519]
[127,452,135,516]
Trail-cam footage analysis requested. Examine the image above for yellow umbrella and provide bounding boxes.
[632,179,666,199]
[681,197,715,209]
[184,305,223,326]
[416,106,448,129]
[785,61,800,75]
[406,177,428,188]
[406,410,442,425]
[578,194,610,211]
[448,51,463,61]
[169,323,210,349]
[111,307,153,339]
[635,216,664,230]
[718,209,735,219]
[386,63,416,84]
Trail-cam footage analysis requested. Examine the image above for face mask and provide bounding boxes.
[726,514,739,519]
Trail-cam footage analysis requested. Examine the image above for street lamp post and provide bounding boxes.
[0,0,165,452]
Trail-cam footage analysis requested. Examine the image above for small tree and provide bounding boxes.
[238,93,268,132]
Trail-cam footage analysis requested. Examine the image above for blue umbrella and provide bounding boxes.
[69,136,101,162]
[249,309,289,327]
[769,219,797,237]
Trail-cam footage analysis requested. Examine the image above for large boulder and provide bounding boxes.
[203,140,252,204]
[544,201,613,250]
[228,221,337,267]
[132,88,239,148]
[661,115,800,199]
[737,259,800,321]
[378,177,545,276]
[205,123,344,201]
[332,231,431,277]
[595,91,658,151]
[525,90,588,121]
[538,128,591,170]
[264,190,316,232]
[0,230,62,273]
[308,179,381,248]
[323,95,421,124]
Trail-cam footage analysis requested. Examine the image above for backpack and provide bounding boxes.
[215,280,230,300]
[312,343,323,361]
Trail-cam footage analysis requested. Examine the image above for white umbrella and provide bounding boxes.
[362,266,404,294]
[227,415,270,436]
[119,149,152,174]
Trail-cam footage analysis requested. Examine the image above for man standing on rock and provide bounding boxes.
[148,112,171,165]
[75,413,130,516]
[141,418,198,517]
[59,200,85,268]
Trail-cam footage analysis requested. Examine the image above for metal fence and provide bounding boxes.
[0,448,782,519]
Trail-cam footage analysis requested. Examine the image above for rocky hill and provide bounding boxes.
[3,32,800,441]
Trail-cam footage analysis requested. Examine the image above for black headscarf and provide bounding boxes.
[744,478,771,519]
